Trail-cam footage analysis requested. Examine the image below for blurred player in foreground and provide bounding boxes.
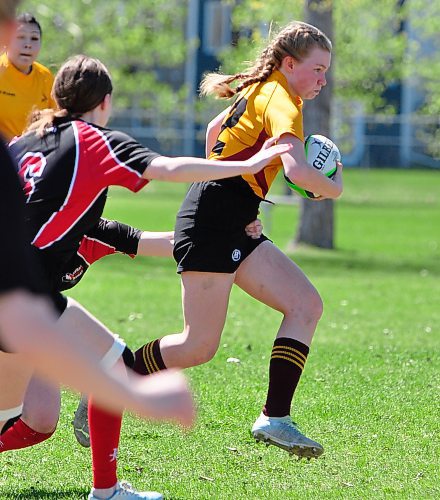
[0,0,193,424]
[0,5,195,495]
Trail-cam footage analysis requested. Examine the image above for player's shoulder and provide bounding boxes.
[11,120,72,154]
[268,74,293,102]
[254,72,290,109]
[32,61,55,80]
[92,125,139,147]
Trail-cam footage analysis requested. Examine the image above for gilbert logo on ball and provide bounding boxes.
[284,134,341,199]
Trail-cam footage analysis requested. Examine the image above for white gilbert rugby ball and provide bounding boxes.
[284,134,341,198]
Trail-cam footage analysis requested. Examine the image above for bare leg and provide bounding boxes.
[235,241,323,346]
[235,241,324,458]
[57,298,121,357]
[0,352,32,431]
[160,271,235,368]
[21,376,60,433]
[0,292,194,424]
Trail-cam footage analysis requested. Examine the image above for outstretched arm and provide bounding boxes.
[136,231,174,257]
[143,137,292,183]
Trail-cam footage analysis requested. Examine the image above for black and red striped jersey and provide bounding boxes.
[10,118,159,265]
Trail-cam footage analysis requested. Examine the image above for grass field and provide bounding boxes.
[1,169,439,499]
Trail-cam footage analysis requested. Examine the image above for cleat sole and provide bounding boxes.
[252,431,324,459]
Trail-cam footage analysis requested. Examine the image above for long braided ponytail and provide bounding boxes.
[200,21,332,99]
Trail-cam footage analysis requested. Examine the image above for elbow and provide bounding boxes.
[329,184,343,199]
[143,157,178,182]
[330,178,344,199]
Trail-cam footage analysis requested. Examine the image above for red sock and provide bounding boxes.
[0,418,54,452]
[89,398,123,489]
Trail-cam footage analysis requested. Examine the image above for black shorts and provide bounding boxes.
[173,179,269,274]
[29,247,68,316]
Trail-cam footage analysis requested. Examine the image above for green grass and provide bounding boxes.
[1,169,439,499]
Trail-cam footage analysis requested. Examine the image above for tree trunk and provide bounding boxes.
[292,0,335,249]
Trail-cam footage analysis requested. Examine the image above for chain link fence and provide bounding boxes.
[110,108,440,169]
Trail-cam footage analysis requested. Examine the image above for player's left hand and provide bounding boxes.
[245,219,263,239]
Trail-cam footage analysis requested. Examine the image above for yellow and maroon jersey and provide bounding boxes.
[0,53,56,140]
[209,70,304,199]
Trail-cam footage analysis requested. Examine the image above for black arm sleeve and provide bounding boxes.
[85,218,142,256]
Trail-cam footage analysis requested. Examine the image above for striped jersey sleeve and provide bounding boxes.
[75,121,160,192]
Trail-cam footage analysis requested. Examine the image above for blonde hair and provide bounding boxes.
[200,21,332,99]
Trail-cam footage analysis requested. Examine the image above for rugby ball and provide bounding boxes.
[284,134,341,198]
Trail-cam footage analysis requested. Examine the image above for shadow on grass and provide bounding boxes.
[288,248,440,276]
[1,487,88,499]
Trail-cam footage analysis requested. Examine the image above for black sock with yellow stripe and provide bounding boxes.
[132,339,166,375]
[263,337,309,417]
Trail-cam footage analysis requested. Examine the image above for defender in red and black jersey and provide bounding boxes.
[0,138,195,447]
[11,115,286,305]
[11,118,159,304]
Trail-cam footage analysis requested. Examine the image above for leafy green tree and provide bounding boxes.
[223,0,437,133]
[402,0,440,158]
[18,0,438,224]
[21,0,187,111]
[221,0,407,113]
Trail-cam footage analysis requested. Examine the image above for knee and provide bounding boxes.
[284,285,323,325]
[22,407,59,434]
[188,346,217,366]
[308,288,324,322]
[181,335,219,367]
[25,414,58,434]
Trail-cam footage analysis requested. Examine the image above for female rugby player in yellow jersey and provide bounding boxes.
[0,12,56,140]
[133,20,343,459]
